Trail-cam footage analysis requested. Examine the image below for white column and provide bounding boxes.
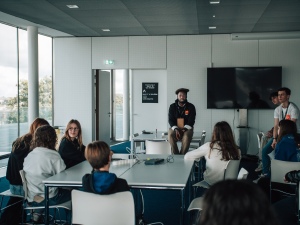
[27,26,39,126]
[123,70,130,140]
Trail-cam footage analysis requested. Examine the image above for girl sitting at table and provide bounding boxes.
[23,125,71,221]
[82,141,129,194]
[184,121,240,185]
[274,119,300,162]
[6,117,49,196]
[59,119,86,169]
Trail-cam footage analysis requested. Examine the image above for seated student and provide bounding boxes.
[199,180,279,225]
[6,118,49,196]
[59,119,86,169]
[274,119,300,162]
[184,121,240,186]
[82,141,130,194]
[273,170,300,225]
[23,125,71,208]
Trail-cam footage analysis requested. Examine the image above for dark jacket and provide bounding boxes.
[285,170,300,183]
[275,134,298,162]
[6,138,31,185]
[168,99,196,128]
[82,171,129,194]
[58,137,86,169]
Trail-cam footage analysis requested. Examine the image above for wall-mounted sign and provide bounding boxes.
[142,82,158,103]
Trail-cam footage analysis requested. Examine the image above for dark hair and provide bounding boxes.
[278,87,291,95]
[64,119,83,146]
[278,120,298,143]
[210,121,240,160]
[31,125,57,150]
[199,180,279,225]
[85,141,110,169]
[12,118,49,152]
[269,92,278,100]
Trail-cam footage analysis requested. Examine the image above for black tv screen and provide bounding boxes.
[207,67,282,109]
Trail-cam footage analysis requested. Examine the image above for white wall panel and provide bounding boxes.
[129,36,166,69]
[53,38,93,144]
[167,35,211,133]
[132,70,168,133]
[92,37,128,69]
[212,34,258,67]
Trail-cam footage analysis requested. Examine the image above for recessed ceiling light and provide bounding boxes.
[209,0,220,4]
[213,15,216,18]
[102,29,110,32]
[66,5,79,9]
[209,26,216,29]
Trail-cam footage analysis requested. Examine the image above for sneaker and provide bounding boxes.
[255,161,263,172]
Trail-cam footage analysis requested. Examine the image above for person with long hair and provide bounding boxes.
[184,121,240,185]
[82,141,129,194]
[6,118,49,196]
[199,180,279,225]
[23,125,70,221]
[58,119,86,168]
[274,119,299,162]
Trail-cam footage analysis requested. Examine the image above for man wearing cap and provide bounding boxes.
[168,88,196,154]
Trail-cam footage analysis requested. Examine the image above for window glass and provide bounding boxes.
[0,24,18,152]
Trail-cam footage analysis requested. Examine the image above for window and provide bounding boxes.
[0,23,52,153]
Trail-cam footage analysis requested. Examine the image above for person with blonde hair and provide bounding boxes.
[6,118,49,196]
[82,141,129,194]
[59,119,85,168]
[185,121,240,185]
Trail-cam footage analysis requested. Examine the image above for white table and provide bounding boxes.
[131,131,204,154]
[43,154,194,225]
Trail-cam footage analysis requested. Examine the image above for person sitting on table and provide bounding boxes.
[274,119,300,162]
[198,180,279,225]
[184,121,240,186]
[82,141,130,194]
[168,88,196,155]
[59,119,86,169]
[23,125,71,221]
[6,117,49,196]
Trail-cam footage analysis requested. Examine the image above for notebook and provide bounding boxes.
[144,158,165,165]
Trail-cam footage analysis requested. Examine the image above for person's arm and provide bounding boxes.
[271,118,279,149]
[59,138,85,162]
[285,170,300,183]
[184,142,209,160]
[168,104,178,130]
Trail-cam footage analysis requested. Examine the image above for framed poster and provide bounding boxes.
[142,82,158,103]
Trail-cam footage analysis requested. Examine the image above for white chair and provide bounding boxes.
[72,189,135,225]
[270,159,300,202]
[0,189,24,215]
[188,159,241,214]
[19,170,71,224]
[145,140,172,154]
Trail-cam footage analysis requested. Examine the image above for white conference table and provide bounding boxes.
[131,131,204,154]
[43,154,194,225]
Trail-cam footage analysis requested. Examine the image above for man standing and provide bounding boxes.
[261,87,300,176]
[168,88,196,154]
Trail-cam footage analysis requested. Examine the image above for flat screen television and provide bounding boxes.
[207,67,282,109]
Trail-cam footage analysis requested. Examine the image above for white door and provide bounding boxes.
[98,70,111,143]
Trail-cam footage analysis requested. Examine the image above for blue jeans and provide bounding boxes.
[10,184,24,196]
[261,138,274,176]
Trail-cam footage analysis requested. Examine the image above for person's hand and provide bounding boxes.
[175,129,182,140]
[271,139,277,149]
[284,177,289,183]
[182,128,188,133]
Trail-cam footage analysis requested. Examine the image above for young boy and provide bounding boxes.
[82,141,129,194]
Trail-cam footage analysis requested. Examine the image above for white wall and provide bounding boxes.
[53,34,300,154]
[132,70,167,133]
[53,38,93,144]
